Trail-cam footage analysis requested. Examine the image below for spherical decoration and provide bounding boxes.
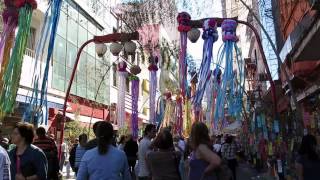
[187,28,201,43]
[117,61,127,72]
[202,19,219,41]
[124,41,137,55]
[164,92,172,100]
[130,65,141,75]
[177,12,191,32]
[2,8,19,24]
[95,43,107,57]
[110,42,123,56]
[221,19,238,42]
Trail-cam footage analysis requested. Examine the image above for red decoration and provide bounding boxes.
[148,64,158,71]
[177,12,191,32]
[12,0,37,9]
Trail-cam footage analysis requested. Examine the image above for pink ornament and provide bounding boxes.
[177,12,191,32]
[117,61,127,72]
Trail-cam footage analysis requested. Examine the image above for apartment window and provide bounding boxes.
[52,0,110,104]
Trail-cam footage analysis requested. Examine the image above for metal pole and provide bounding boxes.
[59,39,94,159]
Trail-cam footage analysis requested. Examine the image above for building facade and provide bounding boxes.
[2,0,119,135]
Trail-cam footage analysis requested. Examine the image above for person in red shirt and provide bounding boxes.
[33,127,59,179]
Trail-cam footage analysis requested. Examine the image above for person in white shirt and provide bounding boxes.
[213,135,222,156]
[137,124,156,180]
[0,145,10,180]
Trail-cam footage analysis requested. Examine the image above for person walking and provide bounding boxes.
[0,145,11,180]
[77,121,131,180]
[189,122,221,180]
[74,134,88,175]
[213,135,222,157]
[33,127,59,179]
[85,121,101,150]
[9,123,48,180]
[118,135,126,151]
[124,135,138,176]
[137,124,156,180]
[221,135,238,180]
[296,134,320,180]
[147,129,181,180]
[60,140,68,171]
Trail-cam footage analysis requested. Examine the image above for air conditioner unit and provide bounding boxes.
[309,0,320,10]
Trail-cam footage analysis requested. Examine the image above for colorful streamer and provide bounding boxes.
[24,0,62,125]
[193,19,219,120]
[177,12,191,97]
[0,1,37,116]
[117,61,128,129]
[130,76,139,140]
[183,100,192,137]
[175,93,183,135]
[214,19,245,125]
[148,56,158,124]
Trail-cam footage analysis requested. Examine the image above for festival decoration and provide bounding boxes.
[177,12,191,97]
[183,99,192,137]
[24,0,62,125]
[187,28,201,43]
[175,91,183,135]
[193,19,219,120]
[95,43,108,57]
[110,42,123,56]
[124,41,137,55]
[129,64,141,140]
[148,56,158,124]
[117,61,128,128]
[130,75,139,140]
[160,92,174,129]
[0,0,37,117]
[0,1,19,69]
[214,19,245,126]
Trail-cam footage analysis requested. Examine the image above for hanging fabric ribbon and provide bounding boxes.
[0,0,37,117]
[192,19,219,121]
[214,19,245,127]
[130,75,139,140]
[0,0,19,69]
[148,56,158,124]
[117,61,128,129]
[175,92,183,135]
[177,12,191,98]
[183,99,192,137]
[160,92,173,129]
[24,0,62,125]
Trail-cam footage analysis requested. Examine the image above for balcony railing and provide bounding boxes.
[25,48,35,58]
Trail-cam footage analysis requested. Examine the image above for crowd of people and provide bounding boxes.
[0,121,318,180]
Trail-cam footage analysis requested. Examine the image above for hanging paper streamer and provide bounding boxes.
[161,92,174,129]
[0,0,19,69]
[24,0,62,125]
[117,61,128,129]
[175,92,183,135]
[0,1,37,117]
[183,100,192,137]
[130,76,139,140]
[177,12,191,97]
[149,56,158,124]
[193,19,219,120]
[214,19,245,125]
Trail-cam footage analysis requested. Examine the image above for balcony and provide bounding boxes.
[25,48,35,58]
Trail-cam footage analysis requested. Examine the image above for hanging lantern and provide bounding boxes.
[130,65,141,75]
[187,28,201,43]
[110,42,123,56]
[124,41,137,55]
[95,43,108,57]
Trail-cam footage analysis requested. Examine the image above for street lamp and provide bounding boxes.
[59,32,139,159]
[95,43,108,57]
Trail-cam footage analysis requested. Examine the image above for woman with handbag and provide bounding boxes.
[147,128,181,180]
[9,123,48,180]
[189,122,222,180]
